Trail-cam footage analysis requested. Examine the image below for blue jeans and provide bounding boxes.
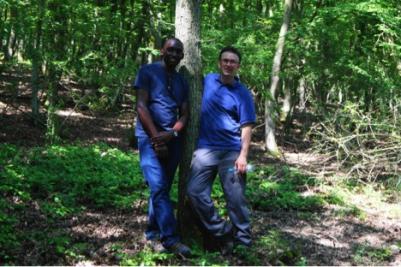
[187,148,251,246]
[138,136,181,248]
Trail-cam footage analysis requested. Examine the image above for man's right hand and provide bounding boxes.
[153,143,168,159]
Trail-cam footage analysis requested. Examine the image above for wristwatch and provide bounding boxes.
[171,130,179,137]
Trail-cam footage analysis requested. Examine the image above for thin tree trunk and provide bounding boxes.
[175,0,202,242]
[132,2,148,64]
[8,5,18,59]
[265,0,292,156]
[298,77,306,112]
[117,0,126,63]
[46,63,59,144]
[31,0,45,124]
[9,27,17,58]
[31,50,41,124]
[0,6,5,58]
[148,1,162,62]
[280,79,292,122]
[45,1,66,143]
[3,10,11,61]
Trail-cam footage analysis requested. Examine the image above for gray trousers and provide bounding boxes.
[186,148,251,245]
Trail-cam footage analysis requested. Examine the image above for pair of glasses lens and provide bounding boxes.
[221,59,238,65]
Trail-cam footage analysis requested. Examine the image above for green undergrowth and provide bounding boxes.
[2,143,397,265]
[210,163,375,224]
[120,229,305,266]
[213,165,330,215]
[233,229,306,266]
[0,143,144,264]
[352,242,394,265]
[120,248,176,266]
[246,165,325,211]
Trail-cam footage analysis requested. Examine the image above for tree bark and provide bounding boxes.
[298,77,306,112]
[45,1,66,143]
[31,0,45,125]
[175,0,202,242]
[280,79,292,122]
[46,63,59,144]
[265,0,293,156]
[147,0,162,63]
[2,7,11,61]
[0,6,5,59]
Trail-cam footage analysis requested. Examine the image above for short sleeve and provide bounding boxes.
[239,89,256,126]
[133,66,150,91]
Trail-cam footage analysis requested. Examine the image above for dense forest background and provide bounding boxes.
[1,0,400,265]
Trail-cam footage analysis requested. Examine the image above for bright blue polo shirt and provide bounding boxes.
[197,73,256,151]
[133,61,189,137]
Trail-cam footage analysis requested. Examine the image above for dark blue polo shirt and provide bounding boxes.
[133,61,189,137]
[197,73,256,151]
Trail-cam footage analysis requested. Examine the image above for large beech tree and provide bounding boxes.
[174,0,203,240]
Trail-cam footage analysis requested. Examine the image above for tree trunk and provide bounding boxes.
[298,77,306,113]
[265,0,293,156]
[132,2,149,64]
[147,0,162,62]
[0,6,5,59]
[175,0,203,242]
[31,49,41,124]
[3,9,11,61]
[31,0,45,125]
[280,79,292,122]
[45,1,66,143]
[8,5,18,59]
[46,63,59,144]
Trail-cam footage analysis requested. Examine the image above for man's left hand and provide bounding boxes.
[151,131,174,146]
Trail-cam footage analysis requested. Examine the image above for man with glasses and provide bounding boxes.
[187,46,256,251]
[134,37,191,257]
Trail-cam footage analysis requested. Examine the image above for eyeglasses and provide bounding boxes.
[221,58,239,65]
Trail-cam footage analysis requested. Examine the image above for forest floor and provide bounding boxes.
[1,69,401,266]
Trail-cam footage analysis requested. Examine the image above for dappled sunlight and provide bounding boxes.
[0,100,7,109]
[284,152,329,167]
[348,189,401,220]
[55,109,96,119]
[70,211,147,240]
[1,0,400,264]
[248,162,401,266]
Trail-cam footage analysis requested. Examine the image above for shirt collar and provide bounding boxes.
[156,61,177,75]
[215,75,240,89]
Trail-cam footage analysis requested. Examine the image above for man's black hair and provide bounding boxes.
[219,46,241,63]
[162,37,183,48]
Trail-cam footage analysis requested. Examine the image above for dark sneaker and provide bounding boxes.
[220,239,234,255]
[166,242,191,258]
[218,233,234,255]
